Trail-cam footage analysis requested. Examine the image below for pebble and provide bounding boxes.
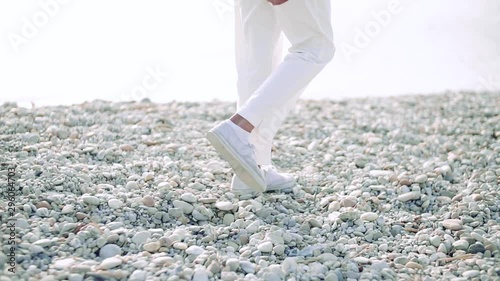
[185,246,204,256]
[246,221,260,234]
[61,205,74,214]
[36,201,51,209]
[215,201,234,211]
[132,231,151,245]
[99,244,122,258]
[462,270,480,278]
[369,170,393,177]
[430,236,441,247]
[192,268,209,281]
[223,214,235,226]
[397,191,420,202]
[453,240,469,251]
[173,200,194,214]
[126,181,139,190]
[143,242,160,252]
[100,257,122,269]
[82,195,100,205]
[240,261,256,274]
[415,174,428,183]
[341,196,357,207]
[258,241,273,253]
[443,219,463,230]
[2,93,497,281]
[406,261,423,270]
[142,195,155,207]
[226,258,240,271]
[360,212,378,221]
[108,199,123,209]
[180,192,197,203]
[339,211,359,221]
[129,270,147,281]
[468,243,486,254]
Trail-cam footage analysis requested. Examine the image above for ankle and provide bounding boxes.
[230,114,254,133]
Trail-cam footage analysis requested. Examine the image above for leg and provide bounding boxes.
[206,1,279,191]
[235,0,282,107]
[237,0,335,128]
[235,0,283,165]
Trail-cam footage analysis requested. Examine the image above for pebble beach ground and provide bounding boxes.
[0,91,499,281]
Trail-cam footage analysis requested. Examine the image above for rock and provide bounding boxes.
[75,212,87,220]
[173,242,188,250]
[325,273,339,281]
[399,179,412,186]
[397,191,420,202]
[82,195,100,205]
[319,253,337,262]
[369,170,393,177]
[185,246,204,256]
[192,268,209,281]
[226,258,239,271]
[99,244,122,258]
[246,221,260,234]
[462,270,480,278]
[453,240,469,251]
[339,211,359,221]
[353,257,370,264]
[36,201,51,209]
[173,200,194,214]
[415,174,428,183]
[119,144,134,151]
[53,258,77,270]
[68,274,84,281]
[33,239,53,247]
[100,257,122,269]
[215,201,234,211]
[129,270,147,281]
[168,208,183,218]
[143,172,154,181]
[221,272,238,281]
[223,214,235,226]
[468,243,486,254]
[340,196,357,207]
[274,245,285,256]
[240,261,256,274]
[405,261,423,270]
[108,199,123,209]
[142,195,155,207]
[132,231,151,245]
[258,241,273,253]
[126,181,139,190]
[442,219,463,230]
[394,256,408,265]
[180,192,197,203]
[360,212,379,222]
[61,205,75,214]
[430,236,441,247]
[143,242,160,252]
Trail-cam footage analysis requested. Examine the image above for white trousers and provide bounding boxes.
[235,0,335,165]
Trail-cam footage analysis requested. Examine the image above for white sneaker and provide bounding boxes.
[207,120,266,192]
[231,165,295,195]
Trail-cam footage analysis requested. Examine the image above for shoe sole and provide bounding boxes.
[267,180,295,192]
[232,176,295,195]
[207,130,266,192]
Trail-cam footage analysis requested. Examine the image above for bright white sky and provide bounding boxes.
[0,0,499,107]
